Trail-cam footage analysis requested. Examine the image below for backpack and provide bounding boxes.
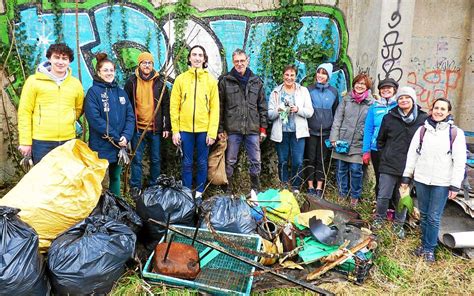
[416,125,457,155]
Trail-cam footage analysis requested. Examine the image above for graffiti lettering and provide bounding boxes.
[436,58,460,72]
[407,69,461,108]
[378,9,403,82]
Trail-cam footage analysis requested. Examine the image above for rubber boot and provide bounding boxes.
[250,175,261,192]
[223,176,233,195]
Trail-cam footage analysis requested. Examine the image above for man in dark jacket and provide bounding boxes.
[218,49,268,192]
[124,52,170,199]
[374,86,428,238]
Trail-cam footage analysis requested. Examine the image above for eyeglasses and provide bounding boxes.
[233,59,247,64]
[141,61,153,66]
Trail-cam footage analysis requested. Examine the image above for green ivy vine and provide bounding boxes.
[173,0,191,74]
[50,0,64,43]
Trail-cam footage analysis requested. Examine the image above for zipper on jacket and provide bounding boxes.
[38,104,42,125]
[205,94,209,113]
[193,68,197,133]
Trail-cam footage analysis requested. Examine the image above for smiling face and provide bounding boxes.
[233,53,248,76]
[397,95,414,113]
[188,47,205,68]
[316,68,328,84]
[283,68,296,88]
[139,60,153,76]
[98,61,115,83]
[49,52,70,77]
[353,79,368,94]
[431,100,450,122]
[379,86,396,99]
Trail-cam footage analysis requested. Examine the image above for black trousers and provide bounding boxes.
[304,135,330,183]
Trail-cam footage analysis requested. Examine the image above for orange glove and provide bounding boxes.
[362,152,371,165]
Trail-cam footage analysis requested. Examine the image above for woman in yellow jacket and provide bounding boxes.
[170,45,219,197]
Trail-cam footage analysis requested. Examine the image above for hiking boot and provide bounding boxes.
[393,224,406,239]
[350,198,359,207]
[292,188,300,195]
[315,189,323,199]
[423,252,435,263]
[250,175,261,192]
[414,246,424,257]
[307,188,317,196]
[372,218,384,230]
[130,187,141,201]
[223,178,234,195]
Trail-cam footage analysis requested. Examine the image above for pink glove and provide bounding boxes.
[362,152,371,165]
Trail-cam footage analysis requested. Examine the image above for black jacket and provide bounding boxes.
[124,74,170,133]
[377,106,428,176]
[218,70,268,134]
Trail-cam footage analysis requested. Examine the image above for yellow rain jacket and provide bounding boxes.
[18,68,84,145]
[170,67,219,139]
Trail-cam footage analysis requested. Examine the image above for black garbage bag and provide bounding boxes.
[136,175,197,250]
[0,206,50,295]
[48,215,136,294]
[91,190,143,233]
[200,195,256,234]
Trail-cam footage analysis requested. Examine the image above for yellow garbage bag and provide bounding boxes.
[0,140,108,252]
[258,189,301,223]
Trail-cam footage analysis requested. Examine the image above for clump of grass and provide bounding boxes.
[375,255,409,287]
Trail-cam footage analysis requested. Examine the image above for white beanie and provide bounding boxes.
[396,86,417,103]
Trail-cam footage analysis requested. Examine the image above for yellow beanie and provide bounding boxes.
[137,52,154,64]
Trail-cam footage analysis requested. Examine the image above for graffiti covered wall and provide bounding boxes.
[1,1,351,105]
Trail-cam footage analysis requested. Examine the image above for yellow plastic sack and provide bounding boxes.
[294,210,335,228]
[260,189,301,223]
[0,140,108,252]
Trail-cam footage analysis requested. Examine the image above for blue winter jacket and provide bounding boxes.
[85,78,135,163]
[306,83,339,136]
[362,97,397,153]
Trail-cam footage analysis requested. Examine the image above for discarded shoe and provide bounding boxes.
[393,224,405,239]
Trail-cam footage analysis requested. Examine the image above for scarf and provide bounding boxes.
[135,68,158,131]
[397,105,418,124]
[230,68,251,89]
[427,114,453,129]
[351,90,369,104]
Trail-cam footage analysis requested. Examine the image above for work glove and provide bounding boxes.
[20,155,34,172]
[259,127,267,143]
[117,147,130,166]
[362,152,371,165]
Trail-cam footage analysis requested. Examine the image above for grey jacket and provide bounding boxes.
[329,93,373,156]
[268,83,314,142]
[218,71,268,134]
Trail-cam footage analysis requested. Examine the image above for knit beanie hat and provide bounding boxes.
[138,52,154,64]
[378,77,399,90]
[396,86,417,104]
[316,63,333,79]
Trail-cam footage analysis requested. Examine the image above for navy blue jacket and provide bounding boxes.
[85,79,135,163]
[307,83,339,136]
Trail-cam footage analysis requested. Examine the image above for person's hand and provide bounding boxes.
[218,132,226,141]
[18,145,32,157]
[331,141,337,147]
[290,105,298,113]
[118,136,128,147]
[259,128,267,143]
[400,183,409,190]
[206,136,215,146]
[448,190,458,200]
[172,132,181,146]
[362,152,371,165]
[163,131,170,139]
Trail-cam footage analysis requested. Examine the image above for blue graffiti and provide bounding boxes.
[16,5,348,97]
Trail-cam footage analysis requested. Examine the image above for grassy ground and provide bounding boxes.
[110,183,474,295]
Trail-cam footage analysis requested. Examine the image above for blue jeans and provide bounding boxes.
[181,132,209,193]
[414,181,449,252]
[32,139,70,164]
[336,160,363,199]
[225,133,261,178]
[130,130,161,188]
[275,132,305,189]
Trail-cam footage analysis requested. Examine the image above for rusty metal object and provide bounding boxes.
[153,241,200,280]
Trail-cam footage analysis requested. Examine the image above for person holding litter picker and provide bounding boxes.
[85,53,135,197]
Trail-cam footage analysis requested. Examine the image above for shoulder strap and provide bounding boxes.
[448,125,457,154]
[416,126,426,155]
